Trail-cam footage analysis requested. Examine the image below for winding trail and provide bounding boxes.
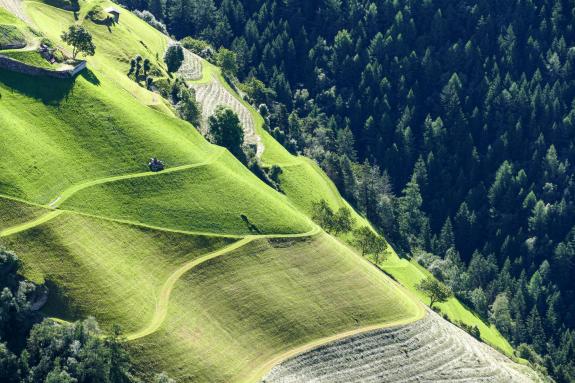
[125,223,323,342]
[0,148,225,239]
[125,238,253,341]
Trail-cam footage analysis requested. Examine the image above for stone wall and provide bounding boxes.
[0,54,86,79]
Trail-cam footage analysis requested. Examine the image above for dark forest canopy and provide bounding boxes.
[121,0,575,380]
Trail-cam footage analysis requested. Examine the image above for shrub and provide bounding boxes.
[153,78,172,98]
[133,10,168,34]
[148,157,165,172]
[180,36,211,54]
[52,50,65,63]
[216,47,238,78]
[40,37,54,48]
[86,5,110,24]
[164,44,184,73]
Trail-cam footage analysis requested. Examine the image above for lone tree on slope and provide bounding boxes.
[208,106,244,159]
[61,25,96,59]
[164,44,184,73]
[416,276,452,309]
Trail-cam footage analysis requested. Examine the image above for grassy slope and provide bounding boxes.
[189,47,515,355]
[0,0,204,203]
[1,0,312,235]
[188,58,368,226]
[130,233,422,383]
[61,151,314,235]
[0,212,234,333]
[0,8,32,38]
[378,250,514,355]
[0,196,48,230]
[0,24,26,48]
[1,49,55,68]
[0,0,515,378]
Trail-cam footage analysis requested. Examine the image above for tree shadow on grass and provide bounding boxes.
[0,68,75,105]
[241,214,261,234]
[80,68,100,86]
[41,279,82,324]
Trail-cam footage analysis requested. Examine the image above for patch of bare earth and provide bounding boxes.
[262,311,541,383]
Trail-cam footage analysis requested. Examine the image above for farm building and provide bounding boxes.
[105,7,121,22]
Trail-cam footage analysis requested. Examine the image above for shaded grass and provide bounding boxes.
[61,151,314,235]
[0,49,55,68]
[0,24,26,49]
[0,213,234,333]
[0,196,48,230]
[130,232,423,383]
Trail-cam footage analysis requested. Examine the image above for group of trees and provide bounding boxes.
[123,0,575,379]
[0,249,173,383]
[311,199,388,262]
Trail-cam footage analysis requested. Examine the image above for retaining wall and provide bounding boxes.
[0,54,86,78]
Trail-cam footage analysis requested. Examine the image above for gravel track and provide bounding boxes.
[262,311,540,383]
[191,80,264,157]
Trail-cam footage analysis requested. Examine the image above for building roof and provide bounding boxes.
[105,7,121,14]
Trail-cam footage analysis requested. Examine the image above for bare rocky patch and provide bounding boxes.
[262,311,541,383]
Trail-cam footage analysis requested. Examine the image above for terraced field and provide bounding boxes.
[129,233,423,383]
[177,47,202,80]
[191,79,264,157]
[263,311,540,383]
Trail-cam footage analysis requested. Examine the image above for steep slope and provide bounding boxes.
[0,1,539,382]
[130,233,422,383]
[184,55,367,224]
[178,35,518,354]
[61,150,314,235]
[0,2,426,382]
[1,209,235,333]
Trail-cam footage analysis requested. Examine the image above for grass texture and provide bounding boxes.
[61,150,314,235]
[379,250,514,356]
[0,212,235,333]
[130,233,423,383]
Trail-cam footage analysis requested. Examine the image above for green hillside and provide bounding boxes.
[130,233,422,383]
[175,40,516,356]
[0,196,47,231]
[0,1,427,382]
[1,210,234,333]
[379,251,514,355]
[61,150,314,235]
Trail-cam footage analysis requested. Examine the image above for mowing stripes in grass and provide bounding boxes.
[0,213,235,333]
[129,233,422,383]
[61,151,314,235]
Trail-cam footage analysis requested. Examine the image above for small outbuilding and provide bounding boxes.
[105,7,121,23]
